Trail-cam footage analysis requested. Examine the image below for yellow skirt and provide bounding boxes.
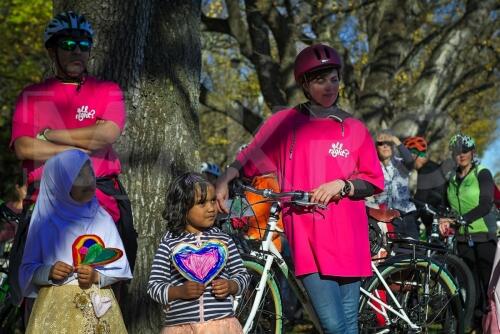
[26,284,127,334]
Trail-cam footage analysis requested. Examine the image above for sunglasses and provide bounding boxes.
[376,141,392,146]
[57,38,92,52]
[452,148,473,156]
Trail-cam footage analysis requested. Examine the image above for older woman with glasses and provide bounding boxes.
[366,130,418,239]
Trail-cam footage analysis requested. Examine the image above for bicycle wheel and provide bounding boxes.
[359,255,464,333]
[0,274,23,334]
[0,301,22,334]
[235,257,283,334]
[433,253,476,331]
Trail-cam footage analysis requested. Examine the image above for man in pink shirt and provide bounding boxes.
[9,11,136,307]
[216,44,384,334]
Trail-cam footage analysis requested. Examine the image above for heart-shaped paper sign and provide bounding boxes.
[172,240,228,285]
[72,234,123,267]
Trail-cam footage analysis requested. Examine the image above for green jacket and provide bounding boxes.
[447,164,496,240]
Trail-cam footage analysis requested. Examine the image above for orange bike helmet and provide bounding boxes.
[403,136,427,152]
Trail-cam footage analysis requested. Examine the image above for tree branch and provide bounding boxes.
[442,82,495,113]
[435,65,483,109]
[201,16,231,35]
[244,0,287,108]
[199,86,262,133]
[399,29,441,71]
[226,0,253,58]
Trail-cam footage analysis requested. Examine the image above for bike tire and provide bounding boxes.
[0,301,22,334]
[235,256,283,334]
[359,255,464,334]
[432,253,476,331]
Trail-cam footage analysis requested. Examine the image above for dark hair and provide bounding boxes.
[162,172,212,236]
[301,67,340,103]
[2,170,25,203]
[302,66,340,84]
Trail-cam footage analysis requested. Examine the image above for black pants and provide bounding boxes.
[457,240,497,326]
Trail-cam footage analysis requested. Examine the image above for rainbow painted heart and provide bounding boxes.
[172,240,228,285]
[72,234,123,267]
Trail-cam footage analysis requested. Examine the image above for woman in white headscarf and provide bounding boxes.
[20,149,132,333]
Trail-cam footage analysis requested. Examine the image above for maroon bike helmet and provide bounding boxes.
[294,44,342,83]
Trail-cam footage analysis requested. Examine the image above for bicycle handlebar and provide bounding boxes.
[232,179,327,209]
[411,199,470,228]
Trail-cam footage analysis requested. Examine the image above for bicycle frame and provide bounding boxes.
[239,202,323,333]
[238,201,424,333]
[359,261,421,332]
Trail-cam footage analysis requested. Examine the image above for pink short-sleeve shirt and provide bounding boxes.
[236,107,384,277]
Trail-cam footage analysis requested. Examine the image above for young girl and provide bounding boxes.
[19,150,132,333]
[216,44,384,334]
[147,173,249,334]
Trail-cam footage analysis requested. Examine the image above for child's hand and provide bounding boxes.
[49,261,73,281]
[211,279,238,299]
[178,281,205,300]
[76,265,99,289]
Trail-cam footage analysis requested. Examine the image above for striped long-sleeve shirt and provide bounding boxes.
[147,227,250,326]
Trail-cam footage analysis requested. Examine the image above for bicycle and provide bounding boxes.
[226,180,464,334]
[368,199,476,331]
[413,199,477,330]
[0,202,24,333]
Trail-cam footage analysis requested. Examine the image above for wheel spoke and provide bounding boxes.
[359,257,462,333]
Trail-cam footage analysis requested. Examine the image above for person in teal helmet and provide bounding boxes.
[439,133,497,332]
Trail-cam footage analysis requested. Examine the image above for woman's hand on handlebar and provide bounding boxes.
[310,180,344,205]
[439,217,455,236]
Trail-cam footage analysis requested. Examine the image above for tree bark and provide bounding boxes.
[54,1,201,333]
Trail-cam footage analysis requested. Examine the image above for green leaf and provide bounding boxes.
[82,244,103,265]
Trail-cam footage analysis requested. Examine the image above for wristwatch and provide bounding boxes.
[36,128,51,141]
[339,180,352,198]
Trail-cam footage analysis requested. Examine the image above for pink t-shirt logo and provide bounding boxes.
[76,105,96,121]
[328,142,350,158]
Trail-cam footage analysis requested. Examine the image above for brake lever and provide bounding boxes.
[230,179,246,197]
[291,200,327,210]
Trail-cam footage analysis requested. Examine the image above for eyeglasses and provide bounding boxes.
[376,141,392,146]
[57,38,92,52]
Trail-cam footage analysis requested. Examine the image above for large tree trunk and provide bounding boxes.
[54,1,202,333]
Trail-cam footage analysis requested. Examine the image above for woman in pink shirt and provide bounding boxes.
[215,44,384,334]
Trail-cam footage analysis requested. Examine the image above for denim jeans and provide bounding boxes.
[301,273,361,334]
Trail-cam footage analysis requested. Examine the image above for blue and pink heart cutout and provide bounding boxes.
[171,240,228,285]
